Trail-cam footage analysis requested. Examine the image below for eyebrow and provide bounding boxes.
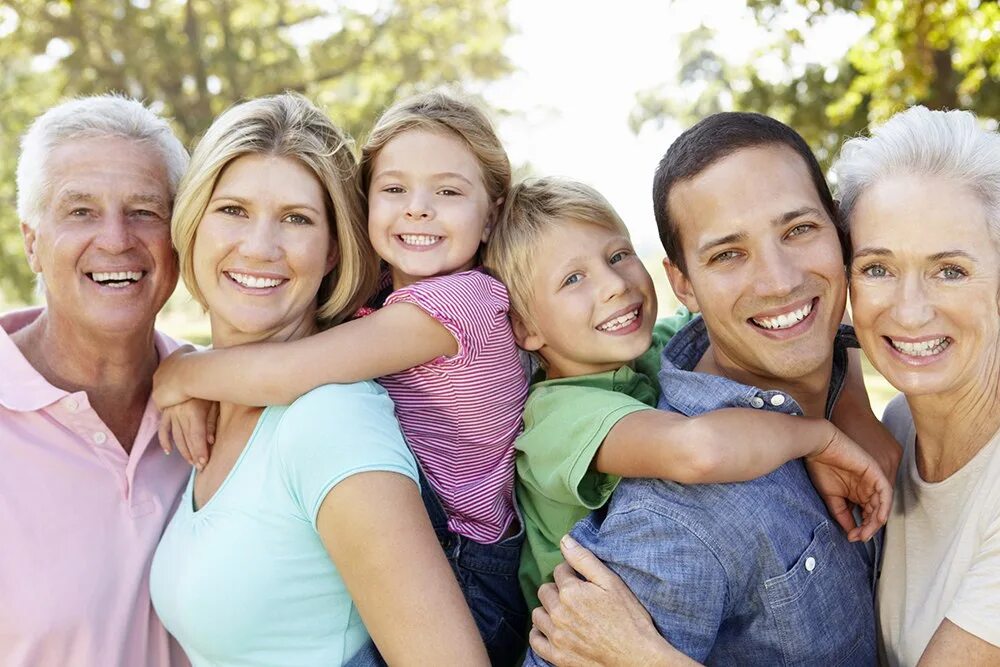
[852,247,979,263]
[372,170,475,187]
[697,207,827,256]
[57,190,167,209]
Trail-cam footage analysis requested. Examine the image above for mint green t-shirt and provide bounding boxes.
[150,382,418,667]
[515,310,693,608]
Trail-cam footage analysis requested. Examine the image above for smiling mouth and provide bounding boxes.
[88,271,145,288]
[750,299,815,331]
[226,271,286,289]
[597,305,641,333]
[397,234,442,247]
[886,336,952,357]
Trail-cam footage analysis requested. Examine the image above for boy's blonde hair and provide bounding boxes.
[360,90,510,205]
[484,177,631,325]
[172,93,378,327]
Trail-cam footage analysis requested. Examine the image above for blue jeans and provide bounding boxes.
[346,466,528,666]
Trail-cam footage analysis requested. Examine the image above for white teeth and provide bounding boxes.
[91,271,143,285]
[399,234,441,246]
[889,337,950,357]
[752,301,813,330]
[227,272,284,289]
[598,309,639,332]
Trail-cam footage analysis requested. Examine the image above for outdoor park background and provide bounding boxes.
[1,0,997,415]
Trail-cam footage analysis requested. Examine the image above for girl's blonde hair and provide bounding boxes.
[360,90,511,206]
[171,93,378,326]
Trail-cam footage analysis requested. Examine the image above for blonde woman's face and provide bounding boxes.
[366,129,494,289]
[850,173,1000,399]
[193,154,337,346]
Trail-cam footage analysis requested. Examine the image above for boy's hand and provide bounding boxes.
[804,425,893,542]
[157,399,218,470]
[152,345,198,410]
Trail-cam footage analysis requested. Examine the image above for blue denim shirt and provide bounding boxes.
[525,317,876,666]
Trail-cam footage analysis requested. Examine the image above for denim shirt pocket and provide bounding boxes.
[763,520,876,666]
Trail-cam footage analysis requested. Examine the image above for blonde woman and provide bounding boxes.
[148,94,487,667]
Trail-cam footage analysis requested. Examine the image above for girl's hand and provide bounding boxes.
[157,399,218,470]
[804,425,893,542]
[152,345,198,409]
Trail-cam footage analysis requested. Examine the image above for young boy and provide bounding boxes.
[483,178,891,609]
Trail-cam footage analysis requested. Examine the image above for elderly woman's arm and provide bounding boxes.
[918,620,1000,665]
[529,536,698,667]
[318,470,489,666]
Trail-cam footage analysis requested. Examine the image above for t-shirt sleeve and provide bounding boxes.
[383,270,507,369]
[275,382,419,528]
[946,502,1000,647]
[571,504,727,662]
[517,385,652,509]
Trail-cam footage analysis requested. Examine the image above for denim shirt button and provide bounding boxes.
[770,394,786,406]
[805,556,817,572]
[749,396,765,408]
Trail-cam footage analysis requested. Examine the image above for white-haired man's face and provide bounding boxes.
[21,136,179,337]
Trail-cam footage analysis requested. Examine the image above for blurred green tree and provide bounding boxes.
[631,0,999,166]
[0,0,512,302]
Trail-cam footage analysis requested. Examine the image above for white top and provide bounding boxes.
[878,395,1000,666]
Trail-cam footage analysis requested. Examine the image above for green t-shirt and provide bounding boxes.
[515,309,693,608]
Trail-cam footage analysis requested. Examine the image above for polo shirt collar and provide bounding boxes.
[657,315,857,420]
[0,307,181,412]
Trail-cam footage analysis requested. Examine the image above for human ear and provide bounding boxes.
[482,197,504,244]
[512,312,544,352]
[663,257,700,313]
[21,222,41,273]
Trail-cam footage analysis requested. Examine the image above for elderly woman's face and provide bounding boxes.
[849,174,1000,398]
[192,153,336,344]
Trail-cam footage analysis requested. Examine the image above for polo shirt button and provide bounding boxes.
[750,396,765,408]
[805,556,816,572]
[65,398,79,412]
[770,394,786,407]
[92,432,108,445]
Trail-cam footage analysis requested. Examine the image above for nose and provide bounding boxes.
[404,192,434,221]
[752,243,803,299]
[891,273,934,329]
[238,217,284,262]
[95,211,135,254]
[597,263,630,302]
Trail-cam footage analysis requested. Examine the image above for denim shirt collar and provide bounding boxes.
[657,316,858,420]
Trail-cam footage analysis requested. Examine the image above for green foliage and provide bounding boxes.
[0,0,512,302]
[632,0,999,167]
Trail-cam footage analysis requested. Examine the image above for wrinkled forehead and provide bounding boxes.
[44,137,172,208]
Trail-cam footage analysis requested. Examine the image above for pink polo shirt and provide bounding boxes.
[0,308,191,667]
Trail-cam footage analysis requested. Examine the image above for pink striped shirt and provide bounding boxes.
[377,270,528,543]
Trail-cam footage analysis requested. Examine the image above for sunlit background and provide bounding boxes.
[2,0,997,413]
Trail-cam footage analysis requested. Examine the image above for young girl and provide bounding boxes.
[153,91,529,665]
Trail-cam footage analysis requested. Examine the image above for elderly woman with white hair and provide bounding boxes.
[835,106,1000,665]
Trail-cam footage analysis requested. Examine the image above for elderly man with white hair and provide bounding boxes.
[0,95,191,666]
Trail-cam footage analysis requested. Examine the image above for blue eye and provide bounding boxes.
[939,265,966,280]
[562,273,582,287]
[860,264,888,278]
[610,250,630,264]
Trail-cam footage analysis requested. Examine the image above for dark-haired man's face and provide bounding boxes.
[663,145,847,389]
